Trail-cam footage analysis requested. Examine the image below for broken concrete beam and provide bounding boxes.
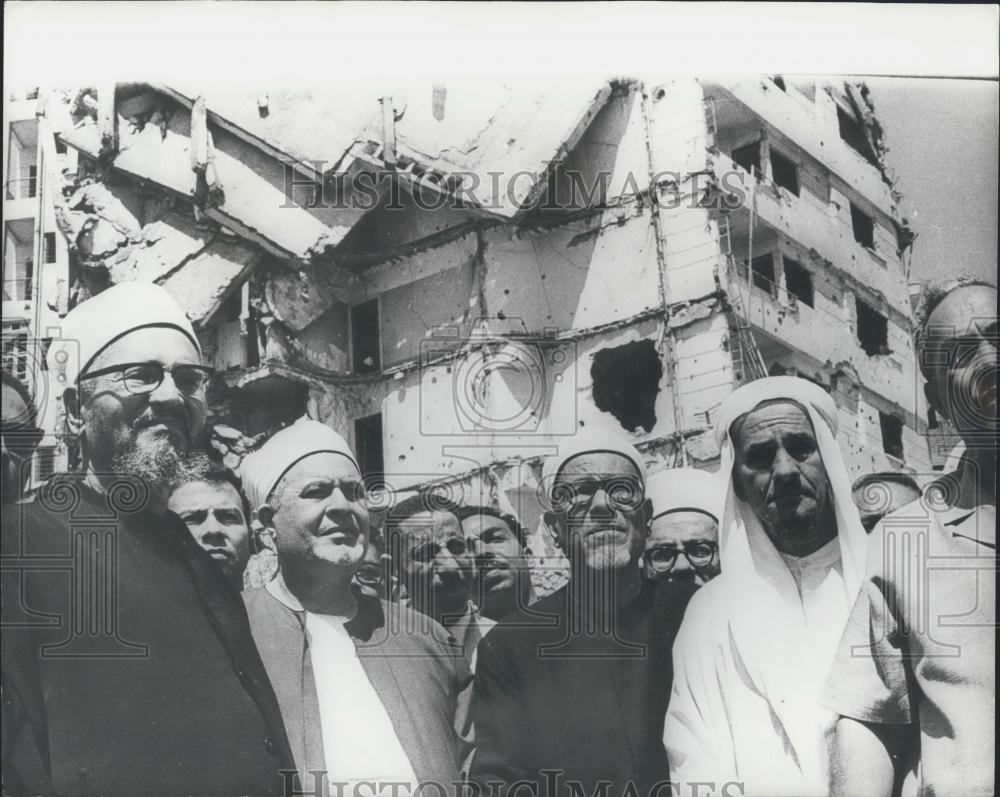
[77,217,128,259]
[67,182,143,238]
[191,96,210,170]
[265,261,359,332]
[97,82,119,164]
[110,215,213,285]
[190,95,226,209]
[54,207,91,245]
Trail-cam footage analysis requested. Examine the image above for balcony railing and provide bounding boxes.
[4,177,37,200]
[2,277,33,302]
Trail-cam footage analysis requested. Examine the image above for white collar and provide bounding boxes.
[265,573,305,613]
[779,535,842,574]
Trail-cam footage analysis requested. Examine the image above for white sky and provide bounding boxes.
[6,2,998,285]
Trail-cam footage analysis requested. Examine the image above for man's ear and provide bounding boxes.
[63,387,83,430]
[257,503,275,531]
[732,465,747,502]
[640,497,653,538]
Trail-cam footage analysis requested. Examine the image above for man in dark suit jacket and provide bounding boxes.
[470,429,696,797]
[1,283,294,796]
[241,420,472,796]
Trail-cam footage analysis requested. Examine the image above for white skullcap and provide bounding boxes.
[714,375,838,447]
[540,426,648,502]
[240,418,360,510]
[48,282,200,387]
[646,467,722,522]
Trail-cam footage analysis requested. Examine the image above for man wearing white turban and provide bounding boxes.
[644,467,722,585]
[1,282,295,795]
[240,418,472,796]
[663,376,868,797]
[471,427,696,797]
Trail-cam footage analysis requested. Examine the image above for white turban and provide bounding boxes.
[540,426,648,503]
[47,282,199,387]
[646,467,721,522]
[710,375,867,791]
[240,418,360,510]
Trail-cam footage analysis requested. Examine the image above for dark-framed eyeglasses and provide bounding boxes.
[644,541,718,572]
[551,478,645,514]
[78,362,214,396]
[353,562,385,587]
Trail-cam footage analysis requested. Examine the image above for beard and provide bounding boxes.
[110,433,213,494]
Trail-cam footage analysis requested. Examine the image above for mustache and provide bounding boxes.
[132,413,190,437]
[768,482,816,503]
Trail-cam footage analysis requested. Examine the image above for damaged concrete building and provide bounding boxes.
[3,87,76,483]
[16,77,934,584]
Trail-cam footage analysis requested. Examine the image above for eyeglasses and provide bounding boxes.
[78,362,214,396]
[551,478,645,514]
[644,541,718,572]
[353,562,385,587]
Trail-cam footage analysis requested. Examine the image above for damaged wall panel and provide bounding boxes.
[658,203,721,302]
[482,207,659,333]
[671,309,735,430]
[379,256,477,367]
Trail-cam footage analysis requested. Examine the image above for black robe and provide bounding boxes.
[469,577,695,797]
[1,476,295,796]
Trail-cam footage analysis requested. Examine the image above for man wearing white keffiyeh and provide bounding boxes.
[663,376,868,797]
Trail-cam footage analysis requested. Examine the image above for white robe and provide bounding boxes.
[663,377,869,797]
[665,539,849,796]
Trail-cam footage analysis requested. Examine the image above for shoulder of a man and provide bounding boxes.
[484,587,568,647]
[2,490,75,554]
[673,577,731,648]
[242,584,276,612]
[370,598,469,664]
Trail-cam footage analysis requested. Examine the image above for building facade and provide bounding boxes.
[2,87,76,486]
[17,78,934,584]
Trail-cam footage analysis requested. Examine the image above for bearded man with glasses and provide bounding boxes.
[1,282,294,796]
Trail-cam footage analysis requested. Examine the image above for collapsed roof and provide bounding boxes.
[55,79,619,326]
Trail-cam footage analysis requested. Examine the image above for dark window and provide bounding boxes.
[927,407,939,430]
[770,149,799,196]
[27,166,37,199]
[351,299,381,373]
[850,203,875,249]
[222,290,241,322]
[44,232,57,264]
[55,139,67,155]
[837,106,878,166]
[23,259,34,301]
[771,76,786,92]
[732,142,761,178]
[783,257,813,307]
[879,412,904,460]
[354,413,384,484]
[591,339,662,433]
[856,298,889,356]
[750,254,776,296]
